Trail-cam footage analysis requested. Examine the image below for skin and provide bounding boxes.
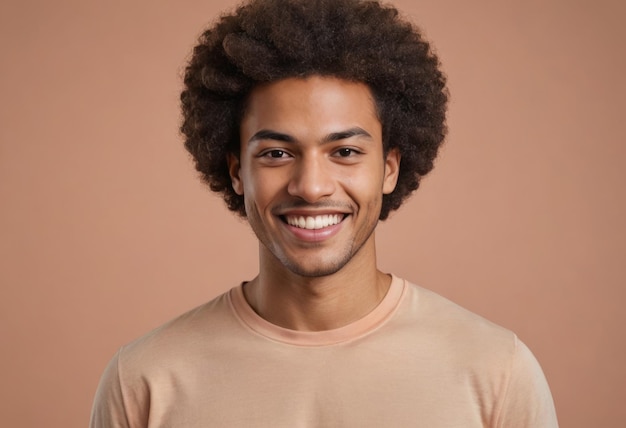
[228,76,400,331]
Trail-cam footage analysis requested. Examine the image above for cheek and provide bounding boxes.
[244,172,284,210]
[260,165,293,189]
[339,164,386,197]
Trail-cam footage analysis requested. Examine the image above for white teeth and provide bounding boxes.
[285,214,343,230]
[306,217,315,229]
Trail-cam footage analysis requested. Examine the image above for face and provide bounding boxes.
[229,76,400,277]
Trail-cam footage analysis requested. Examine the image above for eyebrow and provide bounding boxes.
[322,127,372,143]
[248,130,296,144]
[247,127,372,144]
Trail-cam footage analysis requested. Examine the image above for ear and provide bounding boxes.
[227,153,244,195]
[382,148,401,195]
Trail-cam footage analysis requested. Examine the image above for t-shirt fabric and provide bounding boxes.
[90,275,558,427]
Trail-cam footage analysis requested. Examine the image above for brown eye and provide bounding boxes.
[337,148,356,157]
[263,150,288,158]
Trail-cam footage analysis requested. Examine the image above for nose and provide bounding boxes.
[287,155,336,203]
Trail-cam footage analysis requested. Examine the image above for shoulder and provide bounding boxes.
[391,279,558,426]
[115,288,240,379]
[390,279,531,389]
[90,289,241,427]
[396,280,517,352]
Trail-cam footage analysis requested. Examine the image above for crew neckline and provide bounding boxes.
[228,274,406,346]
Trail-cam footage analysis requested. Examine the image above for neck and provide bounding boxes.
[243,235,391,331]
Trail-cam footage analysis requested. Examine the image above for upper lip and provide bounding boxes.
[277,209,351,217]
[275,207,350,217]
[274,201,353,217]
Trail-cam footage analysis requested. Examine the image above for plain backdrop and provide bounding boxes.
[1,0,625,427]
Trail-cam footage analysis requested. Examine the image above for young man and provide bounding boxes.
[91,0,558,426]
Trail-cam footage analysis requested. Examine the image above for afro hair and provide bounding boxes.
[181,0,448,220]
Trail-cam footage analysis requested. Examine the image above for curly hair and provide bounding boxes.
[181,0,448,220]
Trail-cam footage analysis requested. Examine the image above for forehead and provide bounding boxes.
[240,76,381,140]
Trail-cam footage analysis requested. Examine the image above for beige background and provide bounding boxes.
[1,0,624,426]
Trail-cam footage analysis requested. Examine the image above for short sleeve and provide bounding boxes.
[495,337,559,427]
[89,349,131,428]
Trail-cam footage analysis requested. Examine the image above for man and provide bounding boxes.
[91,0,558,426]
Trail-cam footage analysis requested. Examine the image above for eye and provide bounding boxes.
[261,149,290,158]
[335,148,360,158]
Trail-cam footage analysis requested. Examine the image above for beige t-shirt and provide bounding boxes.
[90,276,558,427]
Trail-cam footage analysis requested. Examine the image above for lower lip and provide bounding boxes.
[283,218,345,242]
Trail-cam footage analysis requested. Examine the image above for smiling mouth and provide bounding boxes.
[283,214,345,230]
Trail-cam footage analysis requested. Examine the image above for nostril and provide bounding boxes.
[287,166,336,202]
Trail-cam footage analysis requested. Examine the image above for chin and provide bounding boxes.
[282,257,349,278]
